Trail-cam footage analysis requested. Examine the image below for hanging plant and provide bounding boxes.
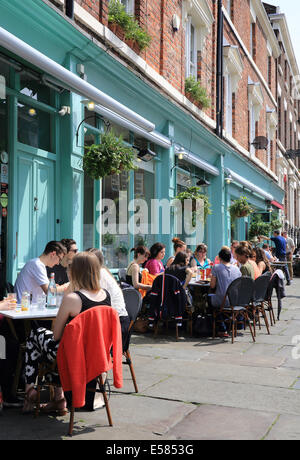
[83,129,137,180]
[174,186,212,226]
[229,196,254,221]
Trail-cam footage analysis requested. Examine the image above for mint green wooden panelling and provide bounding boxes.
[16,146,55,274]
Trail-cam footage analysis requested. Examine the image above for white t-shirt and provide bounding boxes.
[100,268,128,317]
[14,258,49,303]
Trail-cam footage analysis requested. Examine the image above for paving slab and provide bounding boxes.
[166,405,278,440]
[141,375,300,415]
[264,414,300,440]
[129,354,298,388]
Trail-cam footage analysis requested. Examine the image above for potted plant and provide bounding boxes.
[108,0,128,40]
[108,0,151,52]
[103,232,116,246]
[249,214,281,240]
[115,242,129,257]
[229,196,253,221]
[185,76,211,109]
[174,186,212,227]
[83,129,137,180]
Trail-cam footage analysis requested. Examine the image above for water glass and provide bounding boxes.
[37,294,46,310]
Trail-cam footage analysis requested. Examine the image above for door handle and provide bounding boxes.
[34,197,39,211]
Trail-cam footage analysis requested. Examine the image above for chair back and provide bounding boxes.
[227,277,254,307]
[150,273,187,319]
[253,272,272,303]
[122,288,142,323]
[118,268,127,284]
[6,282,14,294]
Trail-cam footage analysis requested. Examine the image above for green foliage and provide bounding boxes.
[174,186,212,225]
[249,214,282,240]
[115,242,129,256]
[83,130,137,180]
[185,76,211,109]
[103,232,115,246]
[108,0,151,50]
[229,196,253,220]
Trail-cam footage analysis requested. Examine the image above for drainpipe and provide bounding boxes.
[66,0,74,20]
[216,0,224,139]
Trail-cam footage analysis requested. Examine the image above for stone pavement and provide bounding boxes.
[1,279,300,440]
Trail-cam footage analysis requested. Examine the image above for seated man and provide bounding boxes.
[14,241,68,303]
[208,248,241,337]
[46,238,78,285]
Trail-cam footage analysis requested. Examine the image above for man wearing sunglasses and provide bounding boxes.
[47,238,78,285]
[15,241,67,304]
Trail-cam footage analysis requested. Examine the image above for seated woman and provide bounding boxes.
[0,299,22,408]
[22,251,111,414]
[250,249,261,280]
[190,244,211,270]
[89,248,131,352]
[165,252,193,289]
[145,243,166,275]
[255,247,272,276]
[126,246,151,291]
[165,238,186,268]
[208,247,241,337]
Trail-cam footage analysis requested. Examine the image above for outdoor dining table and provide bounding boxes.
[188,280,211,315]
[1,307,58,338]
[1,307,59,397]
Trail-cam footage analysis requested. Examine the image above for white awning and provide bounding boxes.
[175,145,220,176]
[93,104,171,149]
[225,168,273,201]
[0,25,155,132]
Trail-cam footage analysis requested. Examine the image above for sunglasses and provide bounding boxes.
[69,249,78,254]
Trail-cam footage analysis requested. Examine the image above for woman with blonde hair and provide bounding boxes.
[23,251,111,414]
[165,237,187,268]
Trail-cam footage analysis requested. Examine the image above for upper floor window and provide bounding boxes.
[225,0,232,18]
[112,0,134,15]
[183,0,214,76]
[185,17,197,78]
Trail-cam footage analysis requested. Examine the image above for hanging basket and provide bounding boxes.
[83,130,137,180]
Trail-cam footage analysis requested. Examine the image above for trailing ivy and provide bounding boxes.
[83,129,137,180]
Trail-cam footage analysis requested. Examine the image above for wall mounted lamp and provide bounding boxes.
[81,99,95,111]
[197,178,211,187]
[137,148,156,162]
[225,174,233,185]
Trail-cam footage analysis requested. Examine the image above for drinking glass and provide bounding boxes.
[37,294,46,310]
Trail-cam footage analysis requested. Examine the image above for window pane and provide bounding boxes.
[18,103,51,151]
[20,72,50,105]
[134,168,156,249]
[83,132,97,250]
[102,172,130,269]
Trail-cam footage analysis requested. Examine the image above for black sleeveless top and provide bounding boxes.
[74,289,111,311]
[67,289,111,324]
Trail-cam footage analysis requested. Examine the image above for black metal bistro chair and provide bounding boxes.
[212,277,255,344]
[122,287,143,393]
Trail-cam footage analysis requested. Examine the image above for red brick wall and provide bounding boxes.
[76,0,100,20]
[66,0,289,174]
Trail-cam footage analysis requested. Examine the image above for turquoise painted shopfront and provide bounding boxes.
[0,0,284,289]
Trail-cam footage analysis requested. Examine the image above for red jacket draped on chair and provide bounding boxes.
[57,305,123,408]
